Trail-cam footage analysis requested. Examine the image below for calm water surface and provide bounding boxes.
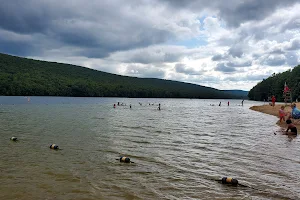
[0,97,299,200]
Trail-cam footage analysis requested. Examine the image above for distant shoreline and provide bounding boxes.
[0,95,247,100]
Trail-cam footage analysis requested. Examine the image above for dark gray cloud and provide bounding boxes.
[0,0,300,91]
[227,60,252,68]
[263,54,286,66]
[286,39,300,51]
[211,54,229,61]
[215,63,236,73]
[0,1,54,34]
[175,63,203,75]
[270,47,284,55]
[218,0,298,27]
[161,0,298,27]
[281,17,300,32]
[211,54,223,61]
[0,0,299,60]
[285,52,299,66]
[125,51,181,64]
[228,45,244,58]
[0,29,42,56]
[0,0,175,58]
[0,40,35,56]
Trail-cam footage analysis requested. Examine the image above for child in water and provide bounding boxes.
[279,106,286,122]
[285,119,297,135]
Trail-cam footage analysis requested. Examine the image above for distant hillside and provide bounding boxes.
[222,90,248,99]
[248,65,300,101]
[0,53,241,99]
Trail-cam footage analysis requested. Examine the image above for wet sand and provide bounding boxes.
[250,102,300,129]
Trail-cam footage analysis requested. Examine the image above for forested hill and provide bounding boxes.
[248,65,300,101]
[0,53,241,99]
[222,90,248,99]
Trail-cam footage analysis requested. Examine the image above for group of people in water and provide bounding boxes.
[210,100,245,107]
[278,102,300,135]
[113,102,161,110]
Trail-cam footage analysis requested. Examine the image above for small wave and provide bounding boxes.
[172,140,185,144]
[130,140,151,144]
[155,130,171,134]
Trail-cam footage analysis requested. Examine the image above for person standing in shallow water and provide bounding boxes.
[219,102,221,106]
[158,103,161,110]
[242,99,244,106]
[228,101,229,106]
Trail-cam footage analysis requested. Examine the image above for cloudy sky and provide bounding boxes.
[1,0,300,90]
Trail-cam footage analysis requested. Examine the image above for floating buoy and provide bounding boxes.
[221,177,238,185]
[50,144,59,150]
[120,156,131,163]
[116,156,134,163]
[10,137,18,141]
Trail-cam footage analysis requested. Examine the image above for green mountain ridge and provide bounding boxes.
[222,90,248,99]
[0,53,245,99]
[248,65,300,101]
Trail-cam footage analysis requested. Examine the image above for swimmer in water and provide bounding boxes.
[284,119,297,135]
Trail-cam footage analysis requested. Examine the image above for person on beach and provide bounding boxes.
[284,119,297,135]
[286,103,300,124]
[271,95,276,107]
[158,103,161,110]
[291,103,300,119]
[219,102,221,106]
[279,106,286,122]
[242,99,244,106]
[228,101,229,106]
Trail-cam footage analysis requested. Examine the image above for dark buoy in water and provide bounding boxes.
[10,137,18,141]
[221,177,238,186]
[117,156,134,163]
[120,156,130,163]
[50,144,59,150]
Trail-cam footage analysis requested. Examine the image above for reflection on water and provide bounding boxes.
[0,97,300,200]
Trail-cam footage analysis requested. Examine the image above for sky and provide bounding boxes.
[1,0,300,91]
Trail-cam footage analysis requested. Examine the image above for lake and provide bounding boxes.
[0,96,299,200]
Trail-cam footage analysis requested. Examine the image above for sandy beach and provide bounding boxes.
[250,102,300,129]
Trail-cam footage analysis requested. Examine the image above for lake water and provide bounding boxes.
[0,96,299,200]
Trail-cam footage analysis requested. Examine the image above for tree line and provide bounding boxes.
[0,53,246,99]
[248,65,300,101]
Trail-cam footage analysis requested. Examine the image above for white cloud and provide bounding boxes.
[1,1,300,91]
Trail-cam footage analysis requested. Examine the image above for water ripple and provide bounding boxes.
[0,98,300,200]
